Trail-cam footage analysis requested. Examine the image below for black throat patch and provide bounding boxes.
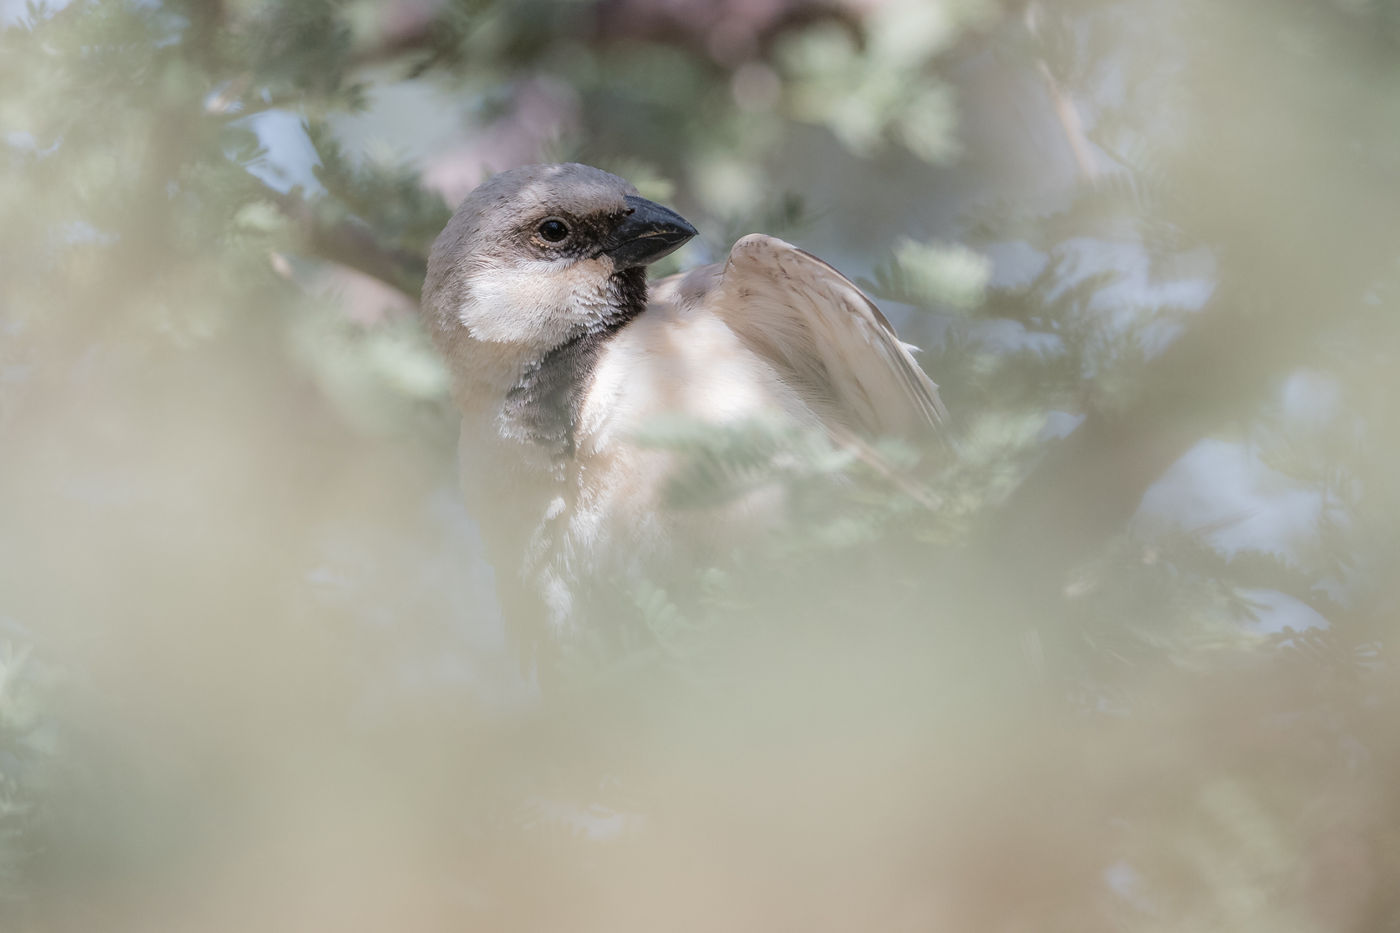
[501,267,648,460]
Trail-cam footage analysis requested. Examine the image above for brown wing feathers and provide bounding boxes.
[708,234,946,443]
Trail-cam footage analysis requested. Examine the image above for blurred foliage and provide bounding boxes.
[0,639,55,917]
[2,0,1400,929]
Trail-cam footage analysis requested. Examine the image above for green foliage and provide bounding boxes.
[0,640,56,919]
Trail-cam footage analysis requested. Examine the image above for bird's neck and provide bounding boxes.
[500,267,648,459]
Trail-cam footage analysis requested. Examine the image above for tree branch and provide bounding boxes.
[270,189,427,301]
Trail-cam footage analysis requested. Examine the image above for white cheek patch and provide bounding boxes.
[461,256,616,347]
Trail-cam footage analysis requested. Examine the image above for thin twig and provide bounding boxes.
[268,188,427,300]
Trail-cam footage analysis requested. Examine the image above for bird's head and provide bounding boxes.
[423,163,696,395]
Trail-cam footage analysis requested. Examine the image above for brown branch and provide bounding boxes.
[339,0,870,75]
[345,13,455,73]
[270,190,427,300]
[1037,59,1097,182]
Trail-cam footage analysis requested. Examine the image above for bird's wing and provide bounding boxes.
[702,234,947,442]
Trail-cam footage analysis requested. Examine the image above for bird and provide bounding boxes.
[421,162,946,666]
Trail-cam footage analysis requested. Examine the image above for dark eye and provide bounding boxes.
[537,219,570,243]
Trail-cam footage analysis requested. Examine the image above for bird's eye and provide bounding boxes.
[537,219,570,243]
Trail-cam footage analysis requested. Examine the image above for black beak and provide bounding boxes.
[604,194,698,268]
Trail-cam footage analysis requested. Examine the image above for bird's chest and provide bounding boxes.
[561,312,821,555]
[459,421,672,641]
[578,308,820,445]
[498,325,621,461]
[470,310,817,635]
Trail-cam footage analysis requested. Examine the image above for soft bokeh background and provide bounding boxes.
[2,0,1399,929]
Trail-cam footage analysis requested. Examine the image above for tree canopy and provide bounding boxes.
[2,0,1399,929]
